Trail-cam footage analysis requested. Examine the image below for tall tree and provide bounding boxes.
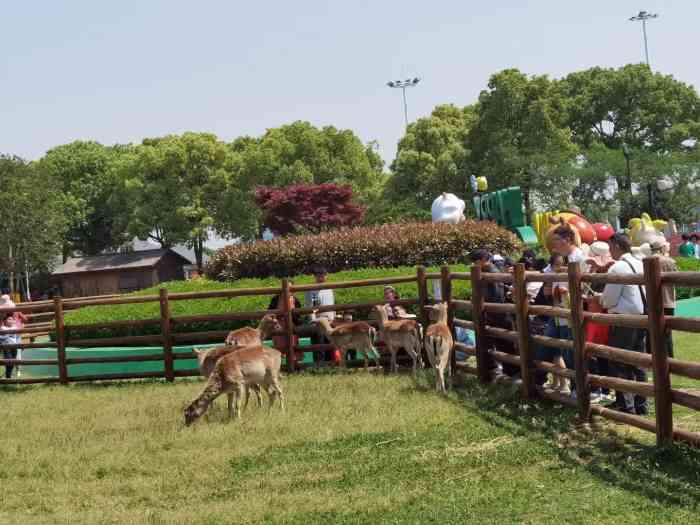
[468,69,578,220]
[123,132,233,270]
[381,104,476,221]
[0,155,69,295]
[37,141,131,260]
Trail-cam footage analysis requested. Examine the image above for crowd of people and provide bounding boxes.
[679,233,700,258]
[473,226,677,416]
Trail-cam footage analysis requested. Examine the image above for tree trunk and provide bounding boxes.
[194,237,204,271]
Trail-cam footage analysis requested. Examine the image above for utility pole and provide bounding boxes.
[387,77,421,128]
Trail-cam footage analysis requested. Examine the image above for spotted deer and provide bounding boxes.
[184,345,285,426]
[372,305,422,374]
[424,302,454,393]
[313,314,379,370]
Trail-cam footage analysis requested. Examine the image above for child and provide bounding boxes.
[0,314,21,379]
[541,254,570,393]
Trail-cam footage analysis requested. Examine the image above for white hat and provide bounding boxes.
[0,294,15,309]
[587,241,612,267]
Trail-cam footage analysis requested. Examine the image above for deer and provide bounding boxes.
[184,345,285,426]
[312,312,379,370]
[372,305,422,374]
[424,302,454,393]
[193,315,282,411]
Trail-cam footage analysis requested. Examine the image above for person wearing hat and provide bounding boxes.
[650,238,677,358]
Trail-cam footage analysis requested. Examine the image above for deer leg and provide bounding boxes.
[362,347,369,370]
[255,385,263,408]
[228,392,234,414]
[390,347,397,374]
[339,346,347,368]
[447,351,453,392]
[272,379,286,413]
[229,383,243,420]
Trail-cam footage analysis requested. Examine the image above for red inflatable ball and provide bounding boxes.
[568,215,597,245]
[592,223,614,242]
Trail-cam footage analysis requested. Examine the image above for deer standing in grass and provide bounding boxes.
[372,305,422,374]
[184,345,285,426]
[193,315,281,410]
[424,302,454,393]
[313,313,379,370]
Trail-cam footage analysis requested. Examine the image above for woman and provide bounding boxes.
[382,286,410,319]
[267,292,303,366]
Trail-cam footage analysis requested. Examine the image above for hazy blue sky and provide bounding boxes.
[2,0,697,166]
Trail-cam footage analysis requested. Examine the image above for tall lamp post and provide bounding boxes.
[629,10,659,68]
[387,77,421,128]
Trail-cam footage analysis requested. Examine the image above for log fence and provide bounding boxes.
[1,260,700,448]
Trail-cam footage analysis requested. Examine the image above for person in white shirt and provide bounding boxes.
[597,233,648,415]
[305,267,337,362]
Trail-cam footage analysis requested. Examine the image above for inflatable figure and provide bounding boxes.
[628,213,667,246]
[476,177,488,192]
[592,223,615,242]
[431,193,466,224]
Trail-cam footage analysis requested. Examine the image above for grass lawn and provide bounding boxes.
[3,332,700,525]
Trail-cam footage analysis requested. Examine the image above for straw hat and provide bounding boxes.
[586,241,613,268]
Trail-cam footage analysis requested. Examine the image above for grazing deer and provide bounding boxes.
[372,305,422,374]
[313,313,379,370]
[194,315,282,410]
[184,345,285,426]
[424,303,454,393]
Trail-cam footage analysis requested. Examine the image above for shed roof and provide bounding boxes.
[53,249,191,276]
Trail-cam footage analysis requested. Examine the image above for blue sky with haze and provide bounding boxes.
[2,0,697,167]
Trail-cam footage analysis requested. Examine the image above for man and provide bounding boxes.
[678,234,695,258]
[469,249,516,380]
[305,267,336,362]
[693,234,700,259]
[598,233,648,415]
[650,238,677,358]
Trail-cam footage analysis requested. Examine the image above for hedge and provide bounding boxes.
[63,265,472,341]
[676,257,700,300]
[205,220,521,281]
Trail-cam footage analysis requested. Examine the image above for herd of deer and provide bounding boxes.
[183,302,454,426]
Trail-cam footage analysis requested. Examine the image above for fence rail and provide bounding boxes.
[1,260,700,448]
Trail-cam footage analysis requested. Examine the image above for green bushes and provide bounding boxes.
[676,257,700,300]
[64,265,472,340]
[205,220,520,281]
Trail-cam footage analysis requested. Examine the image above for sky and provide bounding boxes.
[2,0,698,168]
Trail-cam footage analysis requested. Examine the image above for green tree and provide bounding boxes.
[468,69,578,220]
[37,141,131,260]
[122,132,236,270]
[380,104,476,221]
[0,155,69,294]
[225,121,385,233]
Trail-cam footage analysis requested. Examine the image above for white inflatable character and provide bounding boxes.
[431,192,466,225]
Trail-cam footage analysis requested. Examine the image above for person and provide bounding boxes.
[470,249,518,380]
[382,286,410,319]
[597,233,648,415]
[678,234,695,258]
[0,295,27,378]
[268,291,303,366]
[0,314,20,379]
[304,266,336,362]
[650,238,677,358]
[693,234,700,259]
[548,226,587,396]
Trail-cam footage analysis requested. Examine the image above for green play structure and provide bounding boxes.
[473,186,539,246]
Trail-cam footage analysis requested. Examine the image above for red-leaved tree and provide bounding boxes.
[255,183,365,236]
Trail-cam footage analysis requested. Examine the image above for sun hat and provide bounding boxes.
[0,294,16,309]
[586,241,613,268]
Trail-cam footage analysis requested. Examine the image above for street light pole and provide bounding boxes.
[629,10,659,68]
[387,77,421,128]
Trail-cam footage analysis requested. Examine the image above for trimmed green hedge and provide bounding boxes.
[206,220,520,281]
[64,265,473,341]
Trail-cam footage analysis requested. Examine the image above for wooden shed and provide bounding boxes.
[52,249,192,298]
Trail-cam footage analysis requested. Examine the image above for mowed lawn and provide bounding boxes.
[4,335,700,524]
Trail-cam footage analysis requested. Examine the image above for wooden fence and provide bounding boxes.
[452,257,700,448]
[1,261,700,448]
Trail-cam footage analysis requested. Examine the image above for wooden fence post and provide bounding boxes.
[159,288,174,382]
[513,263,534,399]
[470,264,490,383]
[281,279,296,373]
[644,256,673,446]
[568,262,590,421]
[440,265,456,375]
[417,266,429,328]
[53,297,68,385]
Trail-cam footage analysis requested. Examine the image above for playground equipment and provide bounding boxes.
[472,187,539,246]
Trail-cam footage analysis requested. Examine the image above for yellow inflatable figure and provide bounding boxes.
[476,176,488,192]
[628,213,667,246]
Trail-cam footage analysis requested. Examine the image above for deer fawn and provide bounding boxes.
[424,303,454,393]
[313,313,379,370]
[372,305,422,374]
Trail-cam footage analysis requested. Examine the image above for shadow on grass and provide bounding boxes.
[415,371,700,511]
